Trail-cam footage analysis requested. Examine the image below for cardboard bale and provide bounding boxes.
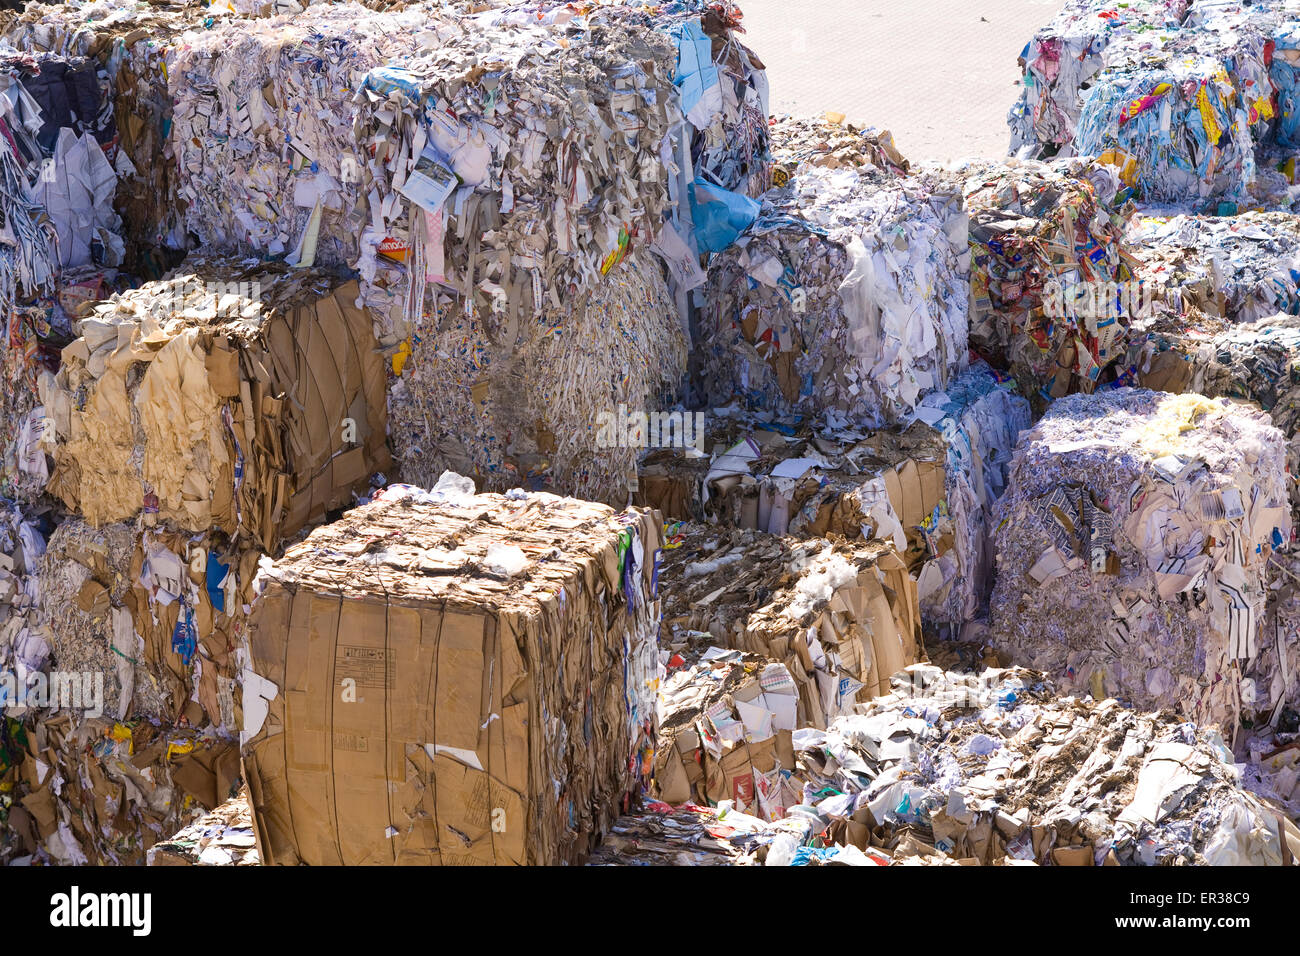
[658,522,920,727]
[39,517,257,730]
[965,157,1137,409]
[241,481,663,865]
[636,411,946,572]
[695,162,969,426]
[43,258,390,551]
[3,711,238,865]
[785,663,1300,866]
[0,512,258,864]
[989,388,1294,731]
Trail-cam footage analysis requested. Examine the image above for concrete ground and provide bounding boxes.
[738,0,1066,163]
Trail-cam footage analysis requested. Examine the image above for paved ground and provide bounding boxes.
[739,0,1066,163]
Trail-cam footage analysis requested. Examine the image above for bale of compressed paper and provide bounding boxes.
[1074,11,1276,205]
[38,517,258,730]
[696,163,969,425]
[1007,0,1189,157]
[652,647,803,820]
[768,114,910,184]
[388,249,686,504]
[636,410,945,571]
[1120,312,1300,515]
[43,258,390,551]
[965,157,1136,408]
[913,361,1033,634]
[349,3,683,345]
[241,480,663,865]
[1127,212,1300,323]
[2,0,212,268]
[0,510,256,864]
[989,388,1295,731]
[783,664,1300,866]
[166,2,431,269]
[658,522,920,726]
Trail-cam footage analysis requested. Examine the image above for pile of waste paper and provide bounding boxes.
[990,388,1296,733]
[780,664,1300,865]
[657,522,919,713]
[241,478,663,865]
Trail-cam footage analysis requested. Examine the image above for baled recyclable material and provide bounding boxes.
[636,411,946,570]
[388,250,686,504]
[1008,0,1190,157]
[965,157,1136,407]
[1127,212,1300,323]
[657,522,920,722]
[1073,8,1276,204]
[696,163,969,425]
[914,361,1033,633]
[989,388,1294,732]
[43,258,390,551]
[241,482,663,865]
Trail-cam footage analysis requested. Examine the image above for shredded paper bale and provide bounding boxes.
[241,482,662,865]
[990,388,1295,731]
[44,258,390,550]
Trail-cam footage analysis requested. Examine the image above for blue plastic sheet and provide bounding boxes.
[688,178,759,253]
